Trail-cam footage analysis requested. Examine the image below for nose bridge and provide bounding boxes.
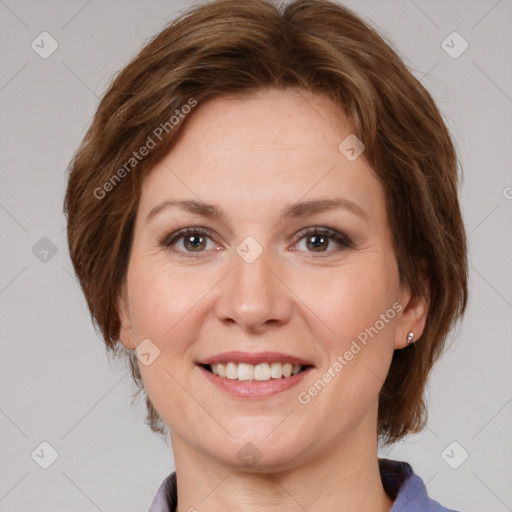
[235,242,272,295]
[216,240,291,330]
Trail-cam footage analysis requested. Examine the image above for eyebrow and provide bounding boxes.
[146,197,370,226]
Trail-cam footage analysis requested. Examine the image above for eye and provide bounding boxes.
[293,226,353,255]
[161,227,219,255]
[161,225,353,257]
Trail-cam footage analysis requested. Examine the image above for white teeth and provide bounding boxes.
[270,362,282,379]
[225,362,238,380]
[254,363,270,381]
[208,362,306,381]
[237,363,253,381]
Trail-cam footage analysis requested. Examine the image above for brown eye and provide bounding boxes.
[305,233,329,252]
[182,233,207,251]
[162,227,217,255]
[294,227,353,255]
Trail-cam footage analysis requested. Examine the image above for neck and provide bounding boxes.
[171,417,394,512]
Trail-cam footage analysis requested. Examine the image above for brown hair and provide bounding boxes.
[63,0,468,445]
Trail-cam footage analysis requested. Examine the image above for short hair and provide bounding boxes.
[63,0,468,445]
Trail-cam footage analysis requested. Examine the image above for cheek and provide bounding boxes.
[127,257,199,344]
[303,266,398,410]
[307,258,399,342]
[126,263,203,421]
[312,257,399,398]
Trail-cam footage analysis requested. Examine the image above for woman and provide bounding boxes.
[63,0,468,510]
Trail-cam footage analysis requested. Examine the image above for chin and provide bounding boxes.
[204,427,311,473]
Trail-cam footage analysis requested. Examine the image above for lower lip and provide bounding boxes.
[198,365,312,398]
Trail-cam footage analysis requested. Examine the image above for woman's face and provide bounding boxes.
[117,87,426,471]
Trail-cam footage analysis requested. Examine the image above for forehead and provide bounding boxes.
[138,88,385,225]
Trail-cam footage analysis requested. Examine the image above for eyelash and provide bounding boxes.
[161,226,353,258]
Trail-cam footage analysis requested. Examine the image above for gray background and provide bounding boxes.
[1,0,511,511]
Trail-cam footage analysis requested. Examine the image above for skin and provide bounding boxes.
[117,87,429,512]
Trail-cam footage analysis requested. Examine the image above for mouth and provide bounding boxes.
[196,351,314,398]
[199,361,313,382]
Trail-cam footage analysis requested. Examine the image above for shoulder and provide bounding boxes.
[147,472,177,512]
[379,458,461,512]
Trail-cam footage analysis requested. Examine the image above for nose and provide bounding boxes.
[214,245,292,333]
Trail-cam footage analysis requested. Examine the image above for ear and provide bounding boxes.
[394,267,430,349]
[116,281,137,350]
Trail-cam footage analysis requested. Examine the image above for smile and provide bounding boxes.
[197,351,314,398]
[205,362,307,381]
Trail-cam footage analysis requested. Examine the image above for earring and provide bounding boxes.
[406,332,414,344]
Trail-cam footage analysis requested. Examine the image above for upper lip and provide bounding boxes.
[198,351,314,366]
